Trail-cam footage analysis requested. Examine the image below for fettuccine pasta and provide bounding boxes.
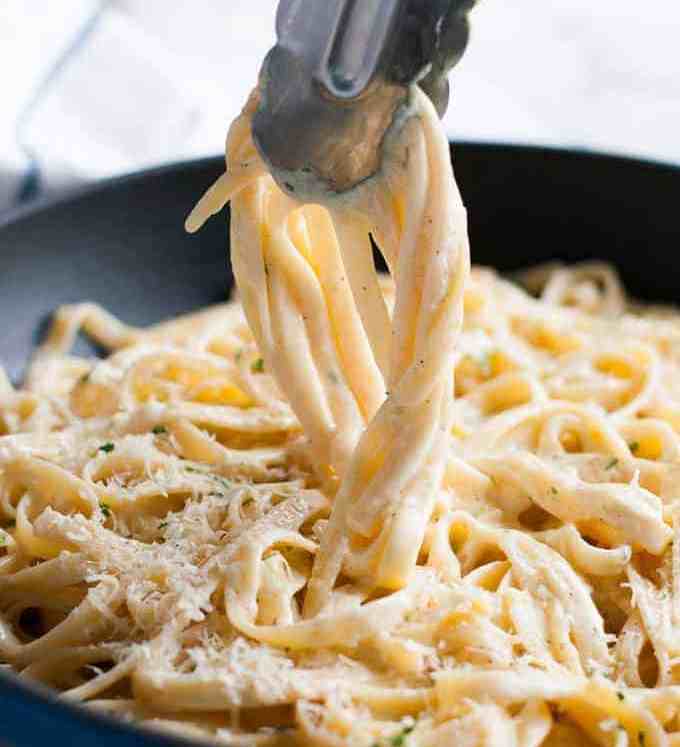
[2,85,680,746]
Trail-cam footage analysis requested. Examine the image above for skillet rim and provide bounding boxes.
[2,142,679,230]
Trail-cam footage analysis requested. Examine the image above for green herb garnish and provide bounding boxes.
[550,486,558,495]
[617,691,625,701]
[390,725,414,747]
[158,521,168,530]
[100,502,112,518]
[99,443,115,454]
[251,358,264,374]
[213,475,231,490]
[629,441,640,454]
[606,457,618,470]
[152,425,167,435]
[369,724,415,747]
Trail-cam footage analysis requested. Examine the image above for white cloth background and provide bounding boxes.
[1,0,679,212]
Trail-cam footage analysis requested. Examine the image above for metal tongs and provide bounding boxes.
[252,0,475,200]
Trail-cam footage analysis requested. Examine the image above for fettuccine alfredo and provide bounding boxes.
[1,86,679,747]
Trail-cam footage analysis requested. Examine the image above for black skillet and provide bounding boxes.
[0,144,678,745]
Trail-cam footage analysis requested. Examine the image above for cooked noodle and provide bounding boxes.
[2,86,680,746]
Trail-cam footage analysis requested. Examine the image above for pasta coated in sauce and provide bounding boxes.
[1,87,680,746]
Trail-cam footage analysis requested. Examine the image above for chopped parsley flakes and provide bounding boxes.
[152,425,168,435]
[99,442,115,454]
[371,724,415,747]
[390,725,414,746]
[251,358,265,374]
[100,503,112,518]
[605,457,618,470]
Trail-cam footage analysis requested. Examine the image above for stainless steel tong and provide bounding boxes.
[252,0,476,199]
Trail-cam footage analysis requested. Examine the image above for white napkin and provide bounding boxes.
[1,0,678,214]
[0,0,275,211]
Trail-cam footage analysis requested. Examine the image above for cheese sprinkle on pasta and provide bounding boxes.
[2,87,680,746]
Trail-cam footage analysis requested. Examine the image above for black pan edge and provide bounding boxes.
[0,668,199,747]
[2,143,678,230]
